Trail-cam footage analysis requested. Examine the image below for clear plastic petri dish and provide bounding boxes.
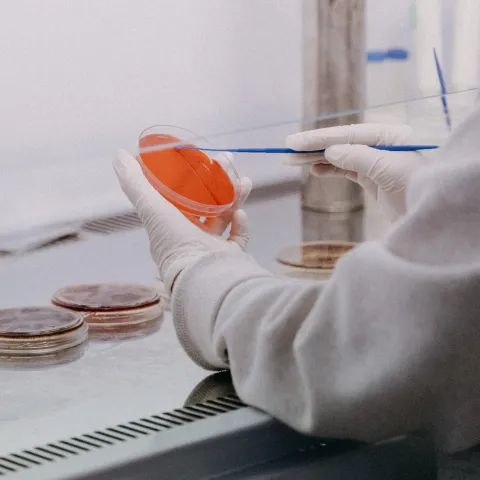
[154,278,170,311]
[137,125,241,217]
[51,282,165,341]
[276,241,356,281]
[0,306,88,368]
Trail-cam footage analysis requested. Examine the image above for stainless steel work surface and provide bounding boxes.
[0,187,388,457]
[1,188,475,479]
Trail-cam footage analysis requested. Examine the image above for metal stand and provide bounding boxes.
[301,0,366,215]
[303,208,364,243]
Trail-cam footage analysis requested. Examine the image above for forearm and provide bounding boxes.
[172,241,438,435]
[171,251,273,370]
[171,102,480,450]
[172,234,480,450]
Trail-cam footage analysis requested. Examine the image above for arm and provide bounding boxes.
[171,105,480,451]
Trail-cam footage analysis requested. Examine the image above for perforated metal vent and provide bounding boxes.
[0,211,144,258]
[0,230,81,256]
[81,212,141,235]
[0,394,245,476]
[34,233,81,251]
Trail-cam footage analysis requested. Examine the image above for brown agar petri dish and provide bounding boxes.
[51,282,165,340]
[0,306,88,368]
[276,241,356,280]
[154,278,170,311]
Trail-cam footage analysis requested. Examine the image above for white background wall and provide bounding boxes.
[0,0,303,234]
[0,0,302,171]
[366,0,457,72]
[0,0,466,235]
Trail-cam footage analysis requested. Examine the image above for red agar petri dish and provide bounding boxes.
[0,306,88,368]
[52,282,165,340]
[137,125,241,217]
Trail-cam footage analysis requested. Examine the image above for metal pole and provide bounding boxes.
[301,0,366,213]
[302,208,364,243]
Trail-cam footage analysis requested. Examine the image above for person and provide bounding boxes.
[113,103,480,454]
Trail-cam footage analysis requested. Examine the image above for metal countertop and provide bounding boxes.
[0,187,388,456]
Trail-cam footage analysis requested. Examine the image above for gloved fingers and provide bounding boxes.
[281,151,329,166]
[227,209,249,250]
[344,171,359,182]
[310,162,379,200]
[203,176,252,236]
[183,214,204,229]
[113,149,179,225]
[113,149,157,207]
[285,123,412,152]
[324,144,393,181]
[310,163,356,178]
[353,174,379,200]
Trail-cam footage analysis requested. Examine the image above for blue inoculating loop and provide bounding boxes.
[177,145,439,155]
[433,47,452,131]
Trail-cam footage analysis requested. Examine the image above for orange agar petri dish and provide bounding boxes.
[276,241,356,280]
[52,282,165,340]
[137,125,241,217]
[0,306,88,368]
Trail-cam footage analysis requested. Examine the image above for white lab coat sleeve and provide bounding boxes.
[171,104,480,453]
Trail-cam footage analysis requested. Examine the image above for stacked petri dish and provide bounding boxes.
[0,306,88,368]
[276,241,356,281]
[154,278,170,311]
[52,282,165,341]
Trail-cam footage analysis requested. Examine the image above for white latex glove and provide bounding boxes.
[284,124,435,221]
[113,149,252,292]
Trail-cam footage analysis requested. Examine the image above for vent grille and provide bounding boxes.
[34,233,80,251]
[0,212,143,258]
[81,212,141,235]
[0,232,80,256]
[0,395,245,476]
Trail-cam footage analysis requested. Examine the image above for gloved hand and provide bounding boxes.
[113,149,252,292]
[284,124,435,221]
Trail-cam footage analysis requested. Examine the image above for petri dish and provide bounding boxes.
[154,278,170,311]
[51,282,165,341]
[276,241,356,281]
[137,125,241,217]
[0,306,88,368]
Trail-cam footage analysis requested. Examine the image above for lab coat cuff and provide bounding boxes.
[171,251,272,370]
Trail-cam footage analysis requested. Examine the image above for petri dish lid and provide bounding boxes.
[137,125,241,218]
[276,241,356,270]
[52,282,160,312]
[0,306,83,337]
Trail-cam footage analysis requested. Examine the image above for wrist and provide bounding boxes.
[170,270,182,292]
[171,251,273,370]
[164,254,205,294]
